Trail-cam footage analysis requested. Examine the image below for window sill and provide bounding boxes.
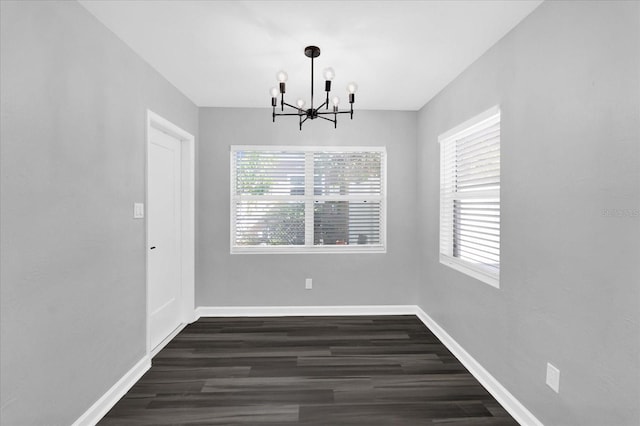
[231,245,386,255]
[439,254,499,289]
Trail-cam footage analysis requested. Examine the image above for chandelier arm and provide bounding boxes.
[316,110,351,116]
[316,115,335,124]
[274,112,305,116]
[299,115,310,131]
[315,100,328,111]
[282,101,303,111]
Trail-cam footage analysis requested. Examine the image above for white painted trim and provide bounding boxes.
[231,245,386,255]
[440,254,500,289]
[229,146,387,254]
[149,322,188,358]
[438,105,501,143]
[178,122,197,325]
[230,145,387,153]
[438,106,501,290]
[80,305,542,426]
[146,110,197,357]
[72,356,150,426]
[413,306,543,426]
[196,305,416,318]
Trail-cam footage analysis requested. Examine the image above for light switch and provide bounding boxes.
[546,363,560,393]
[134,203,144,219]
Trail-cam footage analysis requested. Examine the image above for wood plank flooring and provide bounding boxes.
[99,316,518,425]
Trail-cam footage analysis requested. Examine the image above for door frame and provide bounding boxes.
[145,110,195,357]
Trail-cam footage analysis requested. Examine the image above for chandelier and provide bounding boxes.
[270,45,357,130]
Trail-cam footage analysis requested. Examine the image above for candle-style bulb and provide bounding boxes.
[276,70,288,83]
[323,67,335,81]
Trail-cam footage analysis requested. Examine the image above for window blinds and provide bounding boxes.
[440,110,500,284]
[231,146,386,253]
[313,152,383,246]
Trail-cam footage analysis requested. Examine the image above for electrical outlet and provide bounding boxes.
[133,202,144,219]
[305,278,312,290]
[546,363,560,393]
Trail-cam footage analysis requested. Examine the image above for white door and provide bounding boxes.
[148,126,182,351]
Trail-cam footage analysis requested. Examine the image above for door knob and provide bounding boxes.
[150,246,156,250]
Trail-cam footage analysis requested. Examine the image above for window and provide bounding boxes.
[231,146,386,253]
[439,107,500,287]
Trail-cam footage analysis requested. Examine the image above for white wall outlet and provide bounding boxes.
[546,362,560,393]
[305,278,312,290]
[133,202,144,219]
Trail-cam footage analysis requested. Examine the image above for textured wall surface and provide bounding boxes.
[197,108,419,307]
[0,1,197,424]
[416,1,639,425]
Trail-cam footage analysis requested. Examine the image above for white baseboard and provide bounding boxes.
[197,304,542,426]
[72,355,151,426]
[78,305,542,426]
[413,306,543,426]
[150,322,188,358]
[195,305,416,318]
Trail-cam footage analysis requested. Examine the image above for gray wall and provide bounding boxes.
[416,1,639,425]
[197,108,418,307]
[0,1,198,425]
[3,1,638,425]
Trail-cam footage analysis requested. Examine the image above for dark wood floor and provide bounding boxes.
[99,316,518,425]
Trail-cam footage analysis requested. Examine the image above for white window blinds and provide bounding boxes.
[231,146,386,253]
[439,108,500,287]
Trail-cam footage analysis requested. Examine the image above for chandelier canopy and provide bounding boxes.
[270,46,357,130]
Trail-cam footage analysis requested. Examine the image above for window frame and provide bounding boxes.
[438,106,501,288]
[230,145,387,254]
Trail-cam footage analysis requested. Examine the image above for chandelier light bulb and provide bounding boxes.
[276,70,288,83]
[323,67,335,81]
[347,82,358,94]
[270,87,279,98]
[332,96,340,106]
[296,98,306,109]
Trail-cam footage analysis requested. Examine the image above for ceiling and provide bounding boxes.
[79,0,542,111]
